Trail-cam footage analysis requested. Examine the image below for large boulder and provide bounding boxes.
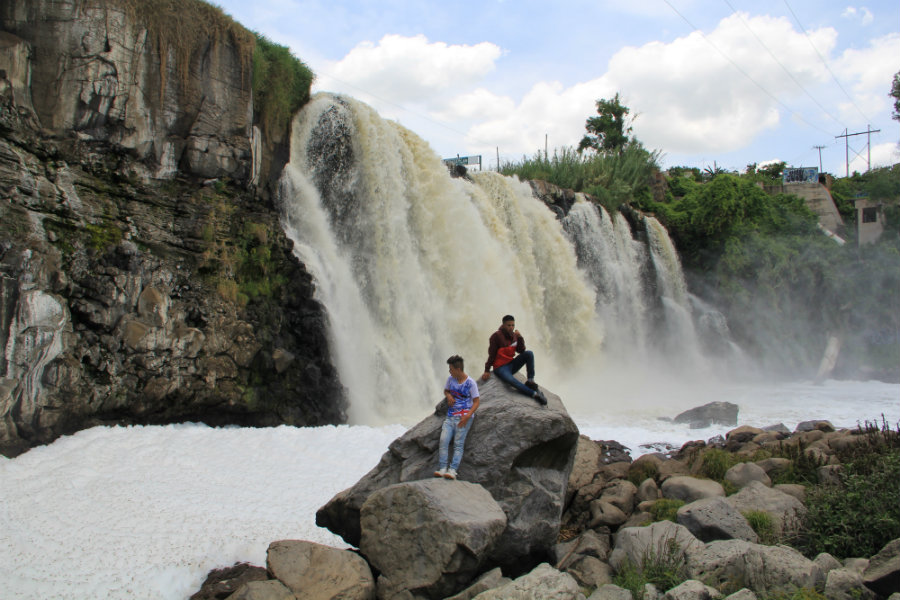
[609,521,704,573]
[724,481,805,536]
[863,538,900,597]
[266,540,375,600]
[317,377,579,571]
[471,563,584,600]
[674,402,739,427]
[661,476,725,503]
[359,479,506,599]
[676,497,758,543]
[723,463,771,489]
[686,539,823,594]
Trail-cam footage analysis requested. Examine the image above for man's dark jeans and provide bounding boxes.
[493,350,536,397]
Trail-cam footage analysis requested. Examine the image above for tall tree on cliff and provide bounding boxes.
[577,93,633,155]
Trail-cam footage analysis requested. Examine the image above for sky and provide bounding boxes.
[2,379,898,599]
[215,0,899,176]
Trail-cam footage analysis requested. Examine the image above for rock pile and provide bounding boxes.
[192,392,900,600]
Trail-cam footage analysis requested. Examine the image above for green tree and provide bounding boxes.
[890,70,900,122]
[578,93,633,155]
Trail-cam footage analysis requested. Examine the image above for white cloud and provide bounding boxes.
[319,34,503,104]
[833,33,900,124]
[430,88,516,121]
[464,12,840,158]
[607,13,836,153]
[464,78,616,156]
[842,6,874,26]
[848,141,900,173]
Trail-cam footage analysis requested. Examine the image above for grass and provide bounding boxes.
[649,499,684,523]
[742,510,777,545]
[613,536,690,599]
[500,143,661,211]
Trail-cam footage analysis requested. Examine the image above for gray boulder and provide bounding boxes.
[553,529,611,568]
[589,500,628,529]
[229,580,295,600]
[676,497,758,543]
[609,521,703,574]
[724,481,805,536]
[472,563,584,600]
[724,463,771,489]
[723,590,757,600]
[360,479,506,599]
[266,540,375,600]
[674,402,739,427]
[661,580,722,600]
[443,568,510,600]
[588,584,634,600]
[686,539,823,594]
[814,553,843,574]
[825,567,876,600]
[863,538,900,597]
[564,555,614,589]
[318,377,579,571]
[638,478,661,502]
[661,476,725,503]
[570,436,602,494]
[600,480,638,514]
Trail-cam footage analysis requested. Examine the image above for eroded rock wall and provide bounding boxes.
[0,0,254,181]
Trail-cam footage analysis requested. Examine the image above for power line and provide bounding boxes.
[661,0,835,137]
[781,0,871,123]
[722,0,846,129]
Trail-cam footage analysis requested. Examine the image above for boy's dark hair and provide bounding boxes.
[502,314,515,323]
[447,355,464,370]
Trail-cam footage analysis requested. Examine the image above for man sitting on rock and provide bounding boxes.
[434,355,480,481]
[480,315,548,406]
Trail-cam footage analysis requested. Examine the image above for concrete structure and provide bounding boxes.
[854,197,885,245]
[787,182,845,235]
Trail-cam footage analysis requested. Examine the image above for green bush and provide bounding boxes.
[649,499,684,523]
[627,461,659,487]
[797,419,900,559]
[697,448,738,481]
[252,34,314,140]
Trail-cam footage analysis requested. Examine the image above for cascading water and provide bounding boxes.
[278,93,733,424]
[278,94,601,424]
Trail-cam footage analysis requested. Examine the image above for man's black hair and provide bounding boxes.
[502,314,515,323]
[447,355,464,370]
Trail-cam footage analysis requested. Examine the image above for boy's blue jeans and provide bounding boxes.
[438,413,474,472]
[493,350,536,397]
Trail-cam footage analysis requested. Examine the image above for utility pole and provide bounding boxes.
[545,134,548,161]
[835,125,881,176]
[813,145,825,172]
[496,147,500,172]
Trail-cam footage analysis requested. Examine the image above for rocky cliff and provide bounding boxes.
[0,0,345,456]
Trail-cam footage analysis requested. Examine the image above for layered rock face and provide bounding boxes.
[0,0,255,182]
[0,1,345,456]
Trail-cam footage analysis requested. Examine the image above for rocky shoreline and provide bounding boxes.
[190,391,899,600]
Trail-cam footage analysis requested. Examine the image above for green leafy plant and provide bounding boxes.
[796,418,900,559]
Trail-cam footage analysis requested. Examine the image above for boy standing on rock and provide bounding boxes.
[434,355,479,481]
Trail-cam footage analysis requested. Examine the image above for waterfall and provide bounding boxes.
[278,93,736,423]
[278,94,600,424]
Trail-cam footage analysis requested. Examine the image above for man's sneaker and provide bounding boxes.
[443,468,457,480]
[525,379,539,391]
[434,467,447,478]
[533,390,548,406]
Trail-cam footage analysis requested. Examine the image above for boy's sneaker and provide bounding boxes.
[434,467,447,478]
[525,379,539,391]
[443,468,457,480]
[533,390,548,406]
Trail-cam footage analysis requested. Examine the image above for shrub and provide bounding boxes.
[796,418,900,559]
[649,499,684,523]
[697,448,737,481]
[252,34,314,140]
[627,461,659,487]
